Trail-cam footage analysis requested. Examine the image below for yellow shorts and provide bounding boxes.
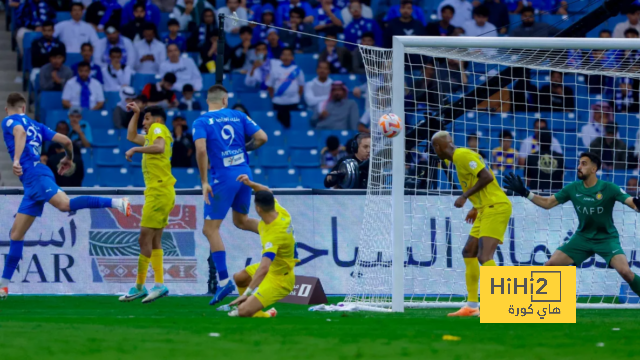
[245,263,295,308]
[469,202,512,243]
[141,187,176,229]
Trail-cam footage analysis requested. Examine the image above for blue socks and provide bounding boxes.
[211,251,229,281]
[69,196,113,211]
[1,240,24,284]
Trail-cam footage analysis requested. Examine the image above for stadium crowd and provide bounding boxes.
[8,0,640,189]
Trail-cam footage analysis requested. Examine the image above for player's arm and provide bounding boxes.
[625,197,639,212]
[125,102,145,145]
[245,129,268,151]
[236,174,271,193]
[11,125,26,176]
[125,137,165,161]
[461,168,493,199]
[230,255,273,306]
[52,132,74,160]
[503,172,560,210]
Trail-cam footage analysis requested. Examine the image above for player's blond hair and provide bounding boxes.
[431,130,450,142]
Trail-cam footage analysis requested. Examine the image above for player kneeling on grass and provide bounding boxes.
[504,152,640,297]
[225,175,299,318]
[118,104,176,303]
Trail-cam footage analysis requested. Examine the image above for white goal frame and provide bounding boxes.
[386,36,640,312]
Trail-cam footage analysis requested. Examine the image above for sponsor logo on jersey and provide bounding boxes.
[265,242,273,250]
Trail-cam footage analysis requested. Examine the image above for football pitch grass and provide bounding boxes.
[0,296,638,360]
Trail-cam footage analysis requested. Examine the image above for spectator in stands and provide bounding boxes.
[46,143,85,187]
[163,19,187,52]
[39,48,74,91]
[173,0,215,31]
[15,0,56,55]
[171,114,195,168]
[159,44,203,91]
[134,23,166,75]
[437,0,473,28]
[314,0,344,35]
[352,32,374,75]
[590,123,628,170]
[102,47,134,92]
[121,1,149,41]
[320,135,347,169]
[484,0,510,34]
[218,0,248,33]
[600,29,612,38]
[199,30,226,74]
[627,177,639,197]
[344,1,382,50]
[121,0,161,28]
[384,0,425,49]
[304,61,333,110]
[252,4,276,45]
[73,43,104,84]
[426,4,455,36]
[112,86,137,128]
[267,47,304,128]
[66,106,93,149]
[312,81,359,130]
[614,78,639,113]
[187,8,217,52]
[266,28,286,59]
[462,5,497,37]
[539,71,576,112]
[94,26,136,68]
[244,42,270,90]
[511,68,539,112]
[613,5,640,38]
[279,7,318,53]
[581,101,614,147]
[353,84,370,133]
[62,62,105,110]
[324,133,370,189]
[509,6,559,37]
[492,130,516,172]
[230,27,257,73]
[142,72,178,108]
[231,103,250,116]
[406,60,440,110]
[525,130,564,192]
[625,27,640,39]
[341,0,373,27]
[54,3,99,54]
[178,84,202,111]
[320,32,352,74]
[467,133,487,160]
[519,118,563,166]
[276,0,315,27]
[383,1,427,26]
[31,21,66,71]
[86,0,122,32]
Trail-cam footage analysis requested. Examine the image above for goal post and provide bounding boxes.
[345,36,640,311]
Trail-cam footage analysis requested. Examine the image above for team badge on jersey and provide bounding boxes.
[596,192,603,200]
[469,161,478,170]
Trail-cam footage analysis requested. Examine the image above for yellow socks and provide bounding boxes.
[151,249,164,285]
[252,311,271,318]
[237,286,246,297]
[136,254,151,289]
[464,258,480,303]
[483,259,497,267]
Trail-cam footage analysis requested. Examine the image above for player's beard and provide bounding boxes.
[577,171,588,181]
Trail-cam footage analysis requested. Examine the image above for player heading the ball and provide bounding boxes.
[0,93,131,300]
[193,85,269,306]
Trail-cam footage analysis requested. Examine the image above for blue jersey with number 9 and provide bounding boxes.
[2,114,57,183]
[192,109,261,177]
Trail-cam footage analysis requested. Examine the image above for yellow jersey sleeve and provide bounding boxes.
[453,148,485,177]
[148,123,170,144]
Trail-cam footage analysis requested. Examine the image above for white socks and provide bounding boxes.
[219,279,229,287]
[0,278,8,288]
[467,301,479,309]
[112,199,123,209]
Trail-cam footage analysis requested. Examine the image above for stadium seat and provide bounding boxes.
[289,130,319,149]
[22,31,42,87]
[267,168,301,188]
[290,111,312,130]
[158,11,171,33]
[132,73,159,92]
[294,53,319,77]
[39,92,63,122]
[267,129,287,148]
[260,147,289,168]
[202,73,216,90]
[56,11,71,22]
[236,91,273,111]
[248,150,260,167]
[231,72,254,93]
[82,167,98,187]
[80,148,93,168]
[94,148,125,167]
[332,74,361,90]
[253,111,283,132]
[96,167,133,187]
[46,109,70,129]
[64,53,83,67]
[300,168,329,189]
[316,130,357,149]
[252,168,267,184]
[92,129,119,147]
[132,168,145,187]
[104,92,120,111]
[540,15,573,30]
[226,33,241,47]
[565,157,578,169]
[291,149,321,168]
[172,168,200,188]
[84,110,113,130]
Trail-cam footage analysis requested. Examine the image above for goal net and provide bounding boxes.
[345,36,640,311]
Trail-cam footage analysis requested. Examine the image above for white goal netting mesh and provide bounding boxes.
[345,41,640,310]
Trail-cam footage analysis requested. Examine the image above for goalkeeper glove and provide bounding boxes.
[633,197,640,211]
[503,172,532,199]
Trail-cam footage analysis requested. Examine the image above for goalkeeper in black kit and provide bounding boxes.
[504,152,640,297]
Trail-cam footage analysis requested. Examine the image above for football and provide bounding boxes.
[378,113,402,138]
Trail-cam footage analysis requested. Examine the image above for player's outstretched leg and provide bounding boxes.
[236,296,274,318]
[204,219,236,305]
[448,236,481,317]
[142,230,169,303]
[49,192,131,216]
[609,254,640,297]
[0,214,36,299]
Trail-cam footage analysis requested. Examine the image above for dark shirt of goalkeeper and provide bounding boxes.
[324,134,371,189]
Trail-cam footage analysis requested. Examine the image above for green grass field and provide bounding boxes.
[0,296,638,360]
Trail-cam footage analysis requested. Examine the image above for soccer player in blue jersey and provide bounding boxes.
[0,93,131,299]
[193,85,268,305]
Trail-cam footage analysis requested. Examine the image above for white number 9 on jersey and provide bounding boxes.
[221,125,235,147]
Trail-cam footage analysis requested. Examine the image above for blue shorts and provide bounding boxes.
[18,174,62,217]
[204,168,252,220]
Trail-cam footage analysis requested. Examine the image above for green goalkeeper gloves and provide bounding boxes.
[503,172,531,199]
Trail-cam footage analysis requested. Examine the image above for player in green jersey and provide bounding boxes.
[504,152,640,297]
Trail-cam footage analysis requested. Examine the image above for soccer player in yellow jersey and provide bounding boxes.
[226,174,299,318]
[119,103,176,303]
[432,131,512,317]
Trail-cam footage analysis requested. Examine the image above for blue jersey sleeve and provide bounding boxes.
[243,114,261,138]
[41,125,57,142]
[2,116,24,134]
[192,118,209,141]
